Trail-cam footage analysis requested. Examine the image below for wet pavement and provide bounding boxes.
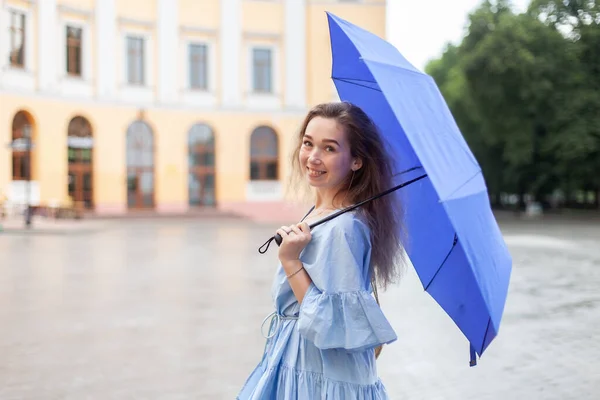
[0,215,598,399]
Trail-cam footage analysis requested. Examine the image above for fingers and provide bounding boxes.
[290,224,312,243]
[297,222,311,233]
[289,224,303,236]
[276,227,289,239]
[276,223,311,245]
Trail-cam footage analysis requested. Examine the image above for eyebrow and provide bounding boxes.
[303,135,340,146]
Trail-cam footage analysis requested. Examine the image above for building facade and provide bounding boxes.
[0,0,386,221]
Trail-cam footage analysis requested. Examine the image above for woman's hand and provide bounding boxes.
[276,222,312,264]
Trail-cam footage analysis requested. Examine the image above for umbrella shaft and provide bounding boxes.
[263,173,428,250]
[307,173,428,230]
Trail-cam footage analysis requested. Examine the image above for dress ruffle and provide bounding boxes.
[298,284,397,352]
[238,362,390,400]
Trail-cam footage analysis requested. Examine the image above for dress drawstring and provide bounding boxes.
[261,311,299,339]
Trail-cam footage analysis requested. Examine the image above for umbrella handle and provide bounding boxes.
[274,233,283,246]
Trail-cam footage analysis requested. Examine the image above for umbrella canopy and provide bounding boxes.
[326,12,512,365]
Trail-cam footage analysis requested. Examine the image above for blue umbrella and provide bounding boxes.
[324,12,513,366]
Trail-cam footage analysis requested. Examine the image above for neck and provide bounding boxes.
[314,187,349,210]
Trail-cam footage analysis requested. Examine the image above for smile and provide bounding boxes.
[307,167,326,177]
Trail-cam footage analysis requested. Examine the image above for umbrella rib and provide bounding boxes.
[424,233,458,291]
[332,76,378,84]
[480,317,492,354]
[360,58,427,77]
[392,166,424,177]
[332,78,382,93]
[439,170,483,202]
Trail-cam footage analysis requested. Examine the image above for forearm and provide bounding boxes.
[281,259,312,304]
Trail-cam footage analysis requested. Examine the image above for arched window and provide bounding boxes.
[67,116,94,208]
[11,111,34,181]
[126,120,154,209]
[249,126,278,180]
[188,123,216,206]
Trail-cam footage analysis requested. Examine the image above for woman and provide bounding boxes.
[237,102,405,399]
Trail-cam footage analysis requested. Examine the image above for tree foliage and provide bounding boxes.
[426,0,600,208]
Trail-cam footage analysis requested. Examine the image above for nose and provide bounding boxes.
[308,151,322,165]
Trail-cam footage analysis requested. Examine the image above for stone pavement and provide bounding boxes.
[0,216,598,399]
[0,216,111,234]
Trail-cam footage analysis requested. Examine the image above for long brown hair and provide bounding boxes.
[290,102,405,289]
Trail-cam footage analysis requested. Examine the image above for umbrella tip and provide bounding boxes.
[469,344,478,367]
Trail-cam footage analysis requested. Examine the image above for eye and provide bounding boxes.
[302,140,312,147]
[325,146,335,152]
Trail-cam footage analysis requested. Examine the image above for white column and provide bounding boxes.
[284,0,306,109]
[0,6,8,73]
[96,0,116,98]
[220,0,241,108]
[157,0,178,103]
[37,0,57,92]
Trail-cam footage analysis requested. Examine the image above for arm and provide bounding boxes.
[295,216,397,352]
[281,259,312,304]
[276,222,313,304]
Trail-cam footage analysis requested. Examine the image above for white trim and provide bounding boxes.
[0,86,308,115]
[180,38,217,107]
[0,4,35,91]
[95,0,116,99]
[117,17,154,29]
[284,0,306,109]
[57,16,93,98]
[243,31,281,40]
[157,0,178,104]
[220,0,241,107]
[37,0,57,92]
[119,28,154,104]
[56,5,94,18]
[246,181,283,201]
[180,25,218,36]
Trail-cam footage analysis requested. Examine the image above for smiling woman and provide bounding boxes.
[299,116,359,195]
[237,102,405,400]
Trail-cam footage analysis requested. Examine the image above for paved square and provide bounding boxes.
[0,215,598,399]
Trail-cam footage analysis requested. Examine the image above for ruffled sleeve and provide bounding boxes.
[297,214,397,352]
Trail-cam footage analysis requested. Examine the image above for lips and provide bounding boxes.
[307,167,326,177]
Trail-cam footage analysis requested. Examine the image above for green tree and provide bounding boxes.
[529,0,600,207]
[427,0,600,209]
[460,9,576,206]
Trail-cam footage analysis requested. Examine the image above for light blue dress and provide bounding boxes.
[237,211,397,399]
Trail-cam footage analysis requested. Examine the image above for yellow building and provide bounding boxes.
[0,0,386,221]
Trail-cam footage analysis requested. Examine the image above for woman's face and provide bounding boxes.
[299,116,356,193]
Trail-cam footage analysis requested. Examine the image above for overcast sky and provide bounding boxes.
[386,0,530,71]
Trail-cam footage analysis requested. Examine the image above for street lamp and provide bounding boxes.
[21,124,32,228]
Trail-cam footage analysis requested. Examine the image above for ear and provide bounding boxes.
[351,158,363,171]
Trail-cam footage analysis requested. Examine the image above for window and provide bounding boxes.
[66,26,82,76]
[250,126,278,180]
[252,48,272,93]
[126,36,145,85]
[67,117,94,209]
[189,43,208,90]
[9,11,25,68]
[188,124,216,206]
[11,111,32,181]
[126,121,154,208]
